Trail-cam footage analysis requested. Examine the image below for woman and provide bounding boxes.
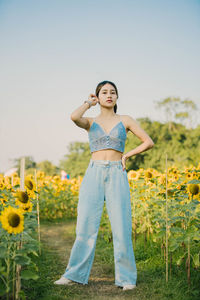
[54,80,154,290]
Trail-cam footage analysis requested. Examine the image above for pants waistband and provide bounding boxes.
[89,159,122,167]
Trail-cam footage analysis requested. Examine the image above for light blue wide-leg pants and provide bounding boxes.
[62,159,137,287]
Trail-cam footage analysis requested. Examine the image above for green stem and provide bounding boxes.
[165,154,168,283]
[13,243,16,300]
[187,194,192,286]
[187,236,190,286]
[0,274,7,286]
[6,235,11,300]
[133,199,136,247]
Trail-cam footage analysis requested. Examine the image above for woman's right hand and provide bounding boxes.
[88,94,99,106]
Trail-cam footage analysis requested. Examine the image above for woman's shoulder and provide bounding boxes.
[118,114,131,125]
[120,114,138,123]
[118,114,129,121]
[118,115,130,133]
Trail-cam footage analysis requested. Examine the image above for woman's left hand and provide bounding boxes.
[121,155,128,171]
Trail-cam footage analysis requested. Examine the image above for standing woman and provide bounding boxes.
[54,80,154,290]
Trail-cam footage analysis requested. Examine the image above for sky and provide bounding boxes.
[0,0,200,173]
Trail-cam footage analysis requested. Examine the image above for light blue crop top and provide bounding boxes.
[88,115,127,153]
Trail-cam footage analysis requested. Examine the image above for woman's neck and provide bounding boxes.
[98,110,116,119]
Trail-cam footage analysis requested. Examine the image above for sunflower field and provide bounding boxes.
[0,163,200,298]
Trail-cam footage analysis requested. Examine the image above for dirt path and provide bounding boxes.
[40,219,142,300]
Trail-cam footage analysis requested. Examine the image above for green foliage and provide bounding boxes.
[155,97,198,129]
[36,160,60,176]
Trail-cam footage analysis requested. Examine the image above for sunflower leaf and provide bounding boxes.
[21,269,39,280]
[187,179,200,184]
[14,254,31,266]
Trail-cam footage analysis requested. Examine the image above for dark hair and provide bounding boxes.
[95,80,118,113]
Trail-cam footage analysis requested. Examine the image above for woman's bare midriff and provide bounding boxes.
[91,149,123,161]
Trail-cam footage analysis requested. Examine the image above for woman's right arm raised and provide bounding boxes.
[70,94,99,130]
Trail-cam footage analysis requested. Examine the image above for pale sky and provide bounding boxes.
[0,0,200,173]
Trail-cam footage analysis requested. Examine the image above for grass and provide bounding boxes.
[23,218,200,300]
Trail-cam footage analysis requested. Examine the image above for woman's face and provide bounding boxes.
[98,83,118,108]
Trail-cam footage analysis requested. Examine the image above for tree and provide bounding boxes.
[37,160,60,176]
[10,156,60,176]
[181,99,198,129]
[155,97,181,131]
[155,97,198,130]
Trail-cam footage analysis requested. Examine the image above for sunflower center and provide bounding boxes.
[146,172,152,178]
[189,184,199,195]
[25,180,33,190]
[18,191,29,203]
[167,189,174,196]
[8,213,20,227]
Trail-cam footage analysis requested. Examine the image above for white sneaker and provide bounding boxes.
[54,276,75,285]
[123,284,136,291]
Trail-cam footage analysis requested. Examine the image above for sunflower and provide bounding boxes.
[0,194,8,205]
[169,173,180,182]
[168,166,178,175]
[20,201,33,213]
[25,175,36,190]
[188,184,200,195]
[174,174,179,181]
[36,171,45,178]
[0,206,24,234]
[71,184,79,196]
[60,179,70,188]
[26,188,36,200]
[0,180,5,190]
[25,179,33,190]
[127,170,140,181]
[144,170,153,179]
[52,175,61,183]
[185,172,193,180]
[14,190,29,206]
[157,174,166,185]
[192,172,198,180]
